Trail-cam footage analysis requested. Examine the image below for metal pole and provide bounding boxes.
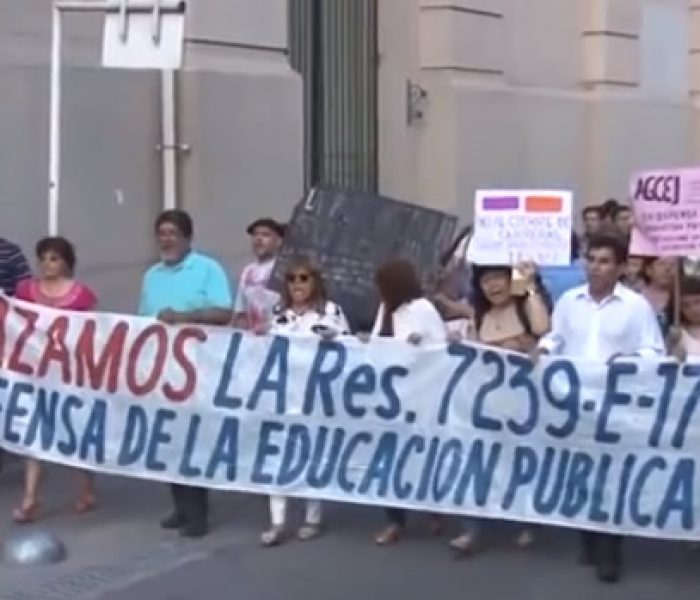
[160,70,177,210]
[48,5,63,236]
[152,0,162,43]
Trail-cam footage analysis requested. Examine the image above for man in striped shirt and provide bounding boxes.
[0,237,30,473]
[0,237,31,297]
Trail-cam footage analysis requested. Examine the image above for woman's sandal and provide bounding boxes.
[13,500,41,525]
[297,523,322,542]
[75,496,97,515]
[428,515,444,537]
[449,533,478,558]
[515,529,534,548]
[260,526,286,547]
[375,524,402,546]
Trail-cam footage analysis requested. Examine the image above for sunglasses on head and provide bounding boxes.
[286,272,311,283]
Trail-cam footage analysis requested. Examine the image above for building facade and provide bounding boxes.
[0,0,698,310]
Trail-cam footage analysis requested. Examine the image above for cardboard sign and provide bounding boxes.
[467,190,573,266]
[629,168,700,257]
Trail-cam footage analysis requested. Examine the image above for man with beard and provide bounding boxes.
[138,209,233,538]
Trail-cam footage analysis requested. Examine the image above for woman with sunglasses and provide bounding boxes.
[260,256,350,546]
[12,236,98,524]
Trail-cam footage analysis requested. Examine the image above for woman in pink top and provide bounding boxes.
[13,237,98,524]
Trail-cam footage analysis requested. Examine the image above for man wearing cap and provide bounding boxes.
[233,218,284,332]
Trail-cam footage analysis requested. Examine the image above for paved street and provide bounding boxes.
[0,460,699,600]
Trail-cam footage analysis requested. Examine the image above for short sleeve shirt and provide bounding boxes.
[234,259,279,330]
[138,251,232,317]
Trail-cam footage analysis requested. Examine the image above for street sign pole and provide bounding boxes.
[47,0,185,235]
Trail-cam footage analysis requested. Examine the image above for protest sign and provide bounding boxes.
[630,167,700,256]
[467,190,573,266]
[0,296,698,541]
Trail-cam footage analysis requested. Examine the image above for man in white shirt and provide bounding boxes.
[536,232,665,584]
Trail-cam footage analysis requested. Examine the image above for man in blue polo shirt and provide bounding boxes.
[139,209,232,538]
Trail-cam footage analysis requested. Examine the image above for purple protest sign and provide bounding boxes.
[629,167,700,257]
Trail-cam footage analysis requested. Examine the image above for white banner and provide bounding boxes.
[0,297,698,541]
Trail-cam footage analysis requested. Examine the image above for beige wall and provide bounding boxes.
[0,0,302,310]
[378,0,699,223]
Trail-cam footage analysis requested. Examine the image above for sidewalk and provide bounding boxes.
[2,460,700,600]
[0,461,255,600]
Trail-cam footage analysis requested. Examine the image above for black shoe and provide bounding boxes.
[180,522,209,539]
[161,513,187,530]
[596,561,621,584]
[579,544,595,566]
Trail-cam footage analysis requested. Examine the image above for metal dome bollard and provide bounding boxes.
[3,530,67,566]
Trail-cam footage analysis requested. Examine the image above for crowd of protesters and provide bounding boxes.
[0,195,698,586]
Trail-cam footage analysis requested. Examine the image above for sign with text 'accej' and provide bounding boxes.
[630,167,700,257]
[467,190,573,266]
[102,0,186,70]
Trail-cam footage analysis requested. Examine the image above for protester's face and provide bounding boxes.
[157,221,189,264]
[586,247,623,292]
[286,269,315,306]
[646,258,676,290]
[251,227,281,260]
[479,270,511,306]
[615,209,633,236]
[626,256,644,282]
[682,294,700,326]
[38,250,68,280]
[583,211,601,235]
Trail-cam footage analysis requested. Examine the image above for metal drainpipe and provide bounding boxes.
[159,69,178,211]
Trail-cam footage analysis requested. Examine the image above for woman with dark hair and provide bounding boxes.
[13,236,98,523]
[370,259,447,546]
[449,261,550,555]
[260,256,349,546]
[640,257,676,338]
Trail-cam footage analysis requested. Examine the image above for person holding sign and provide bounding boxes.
[139,210,233,539]
[12,236,98,524]
[535,232,665,583]
[449,261,551,555]
[260,257,350,547]
[369,259,448,546]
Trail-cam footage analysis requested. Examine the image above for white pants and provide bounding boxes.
[269,495,322,527]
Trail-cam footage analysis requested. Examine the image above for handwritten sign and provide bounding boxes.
[0,296,699,541]
[467,190,573,266]
[630,167,700,256]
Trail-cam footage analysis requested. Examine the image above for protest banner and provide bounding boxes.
[630,167,700,256]
[0,296,698,541]
[467,190,573,266]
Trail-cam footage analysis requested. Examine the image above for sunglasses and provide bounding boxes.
[286,272,311,283]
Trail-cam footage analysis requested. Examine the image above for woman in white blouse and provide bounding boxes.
[260,256,350,547]
[369,259,448,546]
